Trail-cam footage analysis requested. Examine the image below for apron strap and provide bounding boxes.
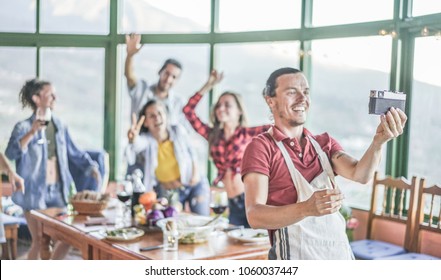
[307,136,338,189]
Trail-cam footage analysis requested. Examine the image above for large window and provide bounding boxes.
[408,36,441,187]
[120,0,210,33]
[40,47,105,150]
[215,41,300,126]
[412,0,441,16]
[218,0,301,32]
[0,47,36,153]
[40,0,110,34]
[0,0,35,33]
[1,1,440,206]
[309,36,392,208]
[312,0,394,26]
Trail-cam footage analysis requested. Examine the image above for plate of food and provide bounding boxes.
[227,228,269,243]
[103,227,144,241]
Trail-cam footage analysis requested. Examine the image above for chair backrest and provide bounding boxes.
[412,180,441,256]
[367,171,418,251]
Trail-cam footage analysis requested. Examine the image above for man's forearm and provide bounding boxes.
[125,54,137,89]
[352,141,383,184]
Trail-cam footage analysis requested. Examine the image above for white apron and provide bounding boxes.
[268,128,354,260]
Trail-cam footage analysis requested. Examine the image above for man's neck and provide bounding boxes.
[154,85,169,100]
[275,123,304,141]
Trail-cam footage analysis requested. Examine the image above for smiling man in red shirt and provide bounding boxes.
[241,67,407,260]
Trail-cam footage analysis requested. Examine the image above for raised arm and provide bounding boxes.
[125,33,143,90]
[198,69,224,96]
[332,107,407,184]
[182,70,224,139]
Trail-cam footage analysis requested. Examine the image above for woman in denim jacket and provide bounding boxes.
[5,78,100,259]
[125,100,209,215]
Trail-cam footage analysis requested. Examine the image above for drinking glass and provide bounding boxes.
[117,180,133,226]
[36,107,52,144]
[210,190,228,216]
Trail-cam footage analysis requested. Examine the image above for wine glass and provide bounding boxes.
[117,180,133,226]
[209,190,228,233]
[36,107,52,144]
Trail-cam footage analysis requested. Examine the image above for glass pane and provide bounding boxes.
[218,0,301,32]
[0,0,36,33]
[0,47,36,153]
[408,36,441,187]
[40,0,109,34]
[312,0,393,27]
[118,44,210,179]
[120,0,210,34]
[309,36,392,209]
[215,42,300,126]
[413,0,441,16]
[40,47,105,150]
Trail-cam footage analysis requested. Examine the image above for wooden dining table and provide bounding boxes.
[30,203,270,260]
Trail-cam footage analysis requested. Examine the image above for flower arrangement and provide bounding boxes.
[339,204,360,242]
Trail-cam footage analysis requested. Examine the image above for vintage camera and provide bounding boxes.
[368,90,406,115]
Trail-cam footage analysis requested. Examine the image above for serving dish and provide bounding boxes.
[156,215,228,244]
[227,228,269,243]
[103,227,144,241]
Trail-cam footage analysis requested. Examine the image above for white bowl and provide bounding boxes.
[156,215,228,244]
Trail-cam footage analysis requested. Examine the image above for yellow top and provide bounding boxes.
[155,140,181,182]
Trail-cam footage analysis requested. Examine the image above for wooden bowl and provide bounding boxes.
[71,200,107,215]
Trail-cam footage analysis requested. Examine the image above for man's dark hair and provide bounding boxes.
[158,58,182,74]
[263,67,302,97]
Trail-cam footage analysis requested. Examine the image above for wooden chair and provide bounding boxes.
[374,179,441,260]
[1,180,20,260]
[350,171,418,259]
[411,181,441,258]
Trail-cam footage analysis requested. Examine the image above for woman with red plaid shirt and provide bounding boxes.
[183,70,270,227]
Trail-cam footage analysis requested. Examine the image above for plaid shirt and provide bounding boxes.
[183,92,270,185]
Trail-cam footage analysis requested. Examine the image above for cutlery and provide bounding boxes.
[139,244,164,252]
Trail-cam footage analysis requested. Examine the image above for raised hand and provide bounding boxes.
[199,69,224,95]
[206,69,224,87]
[127,113,145,143]
[125,33,143,57]
[374,107,407,145]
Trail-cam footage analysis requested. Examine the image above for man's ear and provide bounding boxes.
[264,95,274,108]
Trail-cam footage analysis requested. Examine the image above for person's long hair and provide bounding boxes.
[19,78,51,111]
[138,99,167,134]
[208,91,248,147]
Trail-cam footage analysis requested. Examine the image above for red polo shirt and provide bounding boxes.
[241,126,343,206]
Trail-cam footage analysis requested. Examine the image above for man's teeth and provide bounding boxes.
[293,106,305,112]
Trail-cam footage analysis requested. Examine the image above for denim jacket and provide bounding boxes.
[5,114,97,210]
[125,125,196,192]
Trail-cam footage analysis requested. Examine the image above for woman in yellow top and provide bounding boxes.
[125,100,209,215]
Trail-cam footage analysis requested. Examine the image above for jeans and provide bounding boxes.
[228,193,250,228]
[13,182,65,210]
[155,176,210,216]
